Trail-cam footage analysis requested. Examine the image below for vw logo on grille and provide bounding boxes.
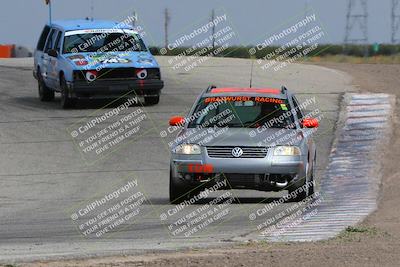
[231,147,243,158]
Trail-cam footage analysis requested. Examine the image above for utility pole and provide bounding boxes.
[344,0,369,56]
[44,0,52,24]
[303,0,311,35]
[90,0,94,21]
[392,0,400,44]
[164,8,170,49]
[211,9,216,50]
[132,10,137,28]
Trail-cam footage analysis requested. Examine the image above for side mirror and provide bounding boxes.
[301,118,319,128]
[48,49,58,58]
[169,116,185,126]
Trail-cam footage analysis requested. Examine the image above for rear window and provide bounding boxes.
[37,26,51,51]
[188,96,295,129]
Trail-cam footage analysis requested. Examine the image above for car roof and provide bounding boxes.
[202,87,291,99]
[49,19,133,31]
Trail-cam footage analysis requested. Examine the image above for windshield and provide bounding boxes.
[187,96,295,128]
[63,31,147,54]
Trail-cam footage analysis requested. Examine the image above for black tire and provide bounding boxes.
[60,76,76,109]
[38,72,54,102]
[289,163,315,202]
[288,185,307,202]
[169,171,192,204]
[309,159,316,196]
[144,95,160,105]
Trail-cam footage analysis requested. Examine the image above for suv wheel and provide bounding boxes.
[38,72,54,102]
[60,76,76,109]
[144,95,160,105]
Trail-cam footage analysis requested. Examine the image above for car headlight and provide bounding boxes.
[273,146,301,156]
[174,144,201,155]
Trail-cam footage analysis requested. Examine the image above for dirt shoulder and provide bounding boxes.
[15,63,400,267]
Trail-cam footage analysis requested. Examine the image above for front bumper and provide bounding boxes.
[69,78,164,98]
[170,152,307,191]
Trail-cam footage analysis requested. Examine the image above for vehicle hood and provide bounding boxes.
[173,127,303,148]
[63,51,160,70]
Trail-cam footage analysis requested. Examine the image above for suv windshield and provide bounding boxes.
[188,96,295,128]
[63,31,147,54]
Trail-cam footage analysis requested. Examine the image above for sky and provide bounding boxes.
[0,0,394,49]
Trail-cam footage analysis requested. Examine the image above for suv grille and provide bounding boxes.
[206,146,268,158]
[73,68,160,81]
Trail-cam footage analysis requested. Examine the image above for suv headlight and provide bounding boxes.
[174,144,201,155]
[273,146,301,156]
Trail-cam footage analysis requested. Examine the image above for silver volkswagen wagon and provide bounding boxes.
[168,86,319,203]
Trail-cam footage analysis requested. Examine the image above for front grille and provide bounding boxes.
[73,68,160,81]
[99,68,137,79]
[206,146,269,158]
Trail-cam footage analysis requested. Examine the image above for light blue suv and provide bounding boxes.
[33,19,164,108]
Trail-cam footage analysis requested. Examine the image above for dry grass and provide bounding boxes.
[301,55,400,64]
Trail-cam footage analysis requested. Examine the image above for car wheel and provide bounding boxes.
[60,76,76,109]
[289,185,307,202]
[309,158,316,196]
[169,171,192,204]
[289,162,314,202]
[38,73,54,102]
[144,95,160,106]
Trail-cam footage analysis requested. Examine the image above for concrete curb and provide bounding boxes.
[262,93,395,241]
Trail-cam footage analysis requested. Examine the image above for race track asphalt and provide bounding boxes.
[0,57,354,262]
